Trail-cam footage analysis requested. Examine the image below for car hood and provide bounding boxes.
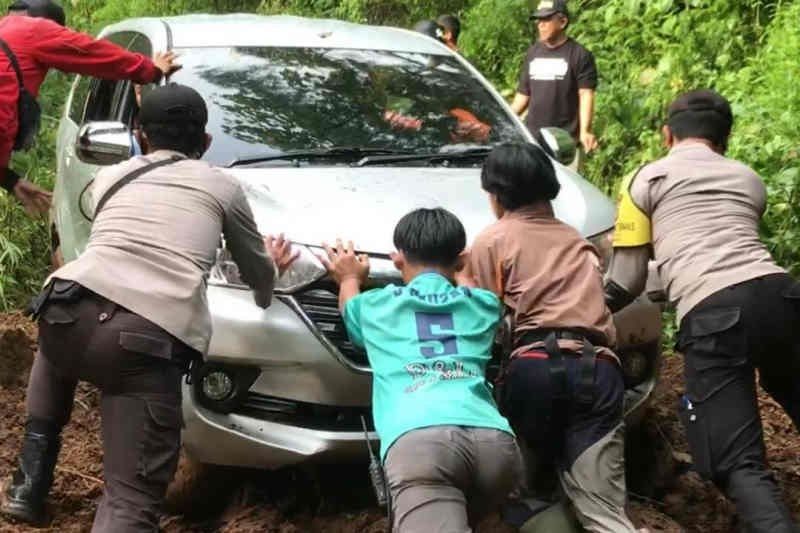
[228,165,615,255]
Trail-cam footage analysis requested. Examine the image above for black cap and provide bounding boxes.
[667,89,733,125]
[530,0,569,19]
[139,84,208,127]
[8,0,65,25]
[413,20,445,43]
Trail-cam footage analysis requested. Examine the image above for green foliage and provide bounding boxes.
[0,73,66,308]
[1,0,798,310]
[459,0,531,92]
[723,1,800,271]
[572,0,787,195]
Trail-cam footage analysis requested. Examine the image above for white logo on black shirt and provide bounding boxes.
[529,57,569,81]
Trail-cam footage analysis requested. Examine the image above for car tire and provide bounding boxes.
[164,449,239,518]
[625,412,676,499]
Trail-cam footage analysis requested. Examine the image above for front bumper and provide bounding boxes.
[181,384,377,469]
[181,286,661,469]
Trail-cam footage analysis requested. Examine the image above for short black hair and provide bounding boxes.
[436,14,461,42]
[393,207,466,268]
[667,89,733,149]
[142,122,206,158]
[413,19,445,43]
[9,0,65,25]
[481,143,560,210]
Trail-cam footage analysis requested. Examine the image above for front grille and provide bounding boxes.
[236,392,374,431]
[292,288,369,367]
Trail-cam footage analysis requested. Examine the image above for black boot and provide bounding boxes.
[1,424,61,526]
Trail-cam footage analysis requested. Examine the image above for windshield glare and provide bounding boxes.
[167,47,527,165]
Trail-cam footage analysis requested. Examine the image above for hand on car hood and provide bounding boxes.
[226,166,615,255]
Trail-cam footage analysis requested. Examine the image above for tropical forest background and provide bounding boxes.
[1,0,797,310]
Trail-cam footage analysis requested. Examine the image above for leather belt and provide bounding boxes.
[513,328,619,376]
[513,348,619,366]
[516,328,607,349]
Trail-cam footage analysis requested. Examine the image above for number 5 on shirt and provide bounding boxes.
[415,312,458,358]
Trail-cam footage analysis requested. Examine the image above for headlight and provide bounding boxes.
[274,245,327,293]
[588,228,614,272]
[209,243,326,294]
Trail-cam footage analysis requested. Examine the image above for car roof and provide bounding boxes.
[102,14,452,55]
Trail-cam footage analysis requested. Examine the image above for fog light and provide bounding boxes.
[202,371,234,401]
[620,350,649,387]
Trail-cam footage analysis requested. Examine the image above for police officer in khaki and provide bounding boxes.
[605,89,799,533]
[1,84,296,531]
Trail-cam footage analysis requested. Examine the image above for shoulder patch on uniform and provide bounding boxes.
[613,167,652,248]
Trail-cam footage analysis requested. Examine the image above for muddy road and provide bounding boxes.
[0,314,797,532]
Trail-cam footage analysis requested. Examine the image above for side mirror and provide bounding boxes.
[537,127,577,166]
[75,121,132,165]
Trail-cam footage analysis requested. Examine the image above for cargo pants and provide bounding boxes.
[383,425,523,533]
[676,273,800,533]
[26,284,197,532]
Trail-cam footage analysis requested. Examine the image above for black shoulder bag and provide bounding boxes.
[0,38,41,151]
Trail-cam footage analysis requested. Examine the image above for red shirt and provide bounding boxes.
[0,15,161,169]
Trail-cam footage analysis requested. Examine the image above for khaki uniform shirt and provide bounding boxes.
[52,150,275,354]
[471,204,616,348]
[614,142,784,321]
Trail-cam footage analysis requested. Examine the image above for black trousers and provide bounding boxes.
[677,273,800,533]
[500,349,638,532]
[26,287,198,533]
[502,354,624,471]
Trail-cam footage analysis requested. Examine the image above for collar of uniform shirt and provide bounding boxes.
[147,148,188,160]
[501,203,555,221]
[668,139,715,156]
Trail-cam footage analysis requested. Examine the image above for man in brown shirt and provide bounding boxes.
[470,143,640,533]
[2,85,295,530]
[606,90,798,533]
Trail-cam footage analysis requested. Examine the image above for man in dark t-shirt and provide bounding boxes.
[511,0,598,167]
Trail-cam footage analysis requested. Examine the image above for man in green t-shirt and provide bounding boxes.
[319,208,521,533]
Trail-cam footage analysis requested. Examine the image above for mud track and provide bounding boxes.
[0,314,797,532]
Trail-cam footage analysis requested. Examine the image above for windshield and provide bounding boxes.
[168,47,527,166]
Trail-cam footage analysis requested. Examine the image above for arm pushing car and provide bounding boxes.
[1,84,296,530]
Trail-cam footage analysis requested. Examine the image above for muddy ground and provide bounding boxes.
[0,314,797,532]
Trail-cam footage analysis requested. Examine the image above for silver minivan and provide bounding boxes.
[52,14,661,487]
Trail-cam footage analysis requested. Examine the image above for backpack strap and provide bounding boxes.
[94,155,183,217]
[0,38,25,89]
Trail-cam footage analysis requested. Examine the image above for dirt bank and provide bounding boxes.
[0,315,797,532]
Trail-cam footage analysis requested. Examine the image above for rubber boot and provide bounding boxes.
[1,427,61,526]
[504,496,583,533]
[518,500,583,533]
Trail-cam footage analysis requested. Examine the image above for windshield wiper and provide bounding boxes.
[227,146,412,167]
[355,147,493,167]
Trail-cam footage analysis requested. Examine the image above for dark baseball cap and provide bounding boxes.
[667,89,733,125]
[9,0,65,25]
[413,19,445,43]
[530,0,569,19]
[139,84,208,127]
